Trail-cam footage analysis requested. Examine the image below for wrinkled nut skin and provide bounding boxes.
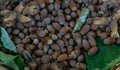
[104,37,115,44]
[88,47,98,56]
[57,54,68,62]
[82,39,90,51]
[88,36,96,47]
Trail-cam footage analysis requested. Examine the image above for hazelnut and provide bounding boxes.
[82,39,90,51]
[36,29,46,37]
[57,54,68,62]
[88,36,96,47]
[41,55,51,64]
[69,2,77,11]
[51,44,60,51]
[56,39,65,48]
[88,47,98,56]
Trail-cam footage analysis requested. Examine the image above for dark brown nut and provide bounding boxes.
[36,29,46,37]
[12,29,20,35]
[44,37,53,45]
[6,27,12,33]
[27,62,37,70]
[54,0,60,11]
[59,26,69,35]
[51,44,60,51]
[88,47,98,56]
[70,60,77,67]
[76,9,81,16]
[18,33,25,39]
[88,4,95,12]
[35,58,41,66]
[16,22,24,30]
[33,38,39,45]
[23,28,29,35]
[77,55,84,62]
[66,15,71,21]
[57,13,65,25]
[56,39,65,48]
[88,36,96,47]
[33,50,44,57]
[22,38,30,44]
[90,24,98,31]
[61,48,67,53]
[37,0,46,8]
[104,37,115,44]
[65,8,71,15]
[73,33,82,45]
[38,42,43,49]
[13,37,21,44]
[96,29,101,37]
[57,54,68,62]
[43,17,51,25]
[43,45,49,53]
[34,14,40,21]
[87,31,96,37]
[52,22,61,30]
[86,18,93,24]
[47,25,55,32]
[69,2,77,11]
[116,38,120,44]
[64,33,71,39]
[48,4,54,12]
[62,38,69,46]
[41,55,51,64]
[16,46,25,55]
[82,39,90,51]
[37,22,42,27]
[100,32,110,39]
[67,46,73,54]
[51,34,58,40]
[80,24,90,35]
[52,51,61,59]
[40,9,48,20]
[71,12,77,18]
[69,21,75,28]
[48,49,53,55]
[69,38,74,46]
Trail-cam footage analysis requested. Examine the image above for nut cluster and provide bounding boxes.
[1,0,120,70]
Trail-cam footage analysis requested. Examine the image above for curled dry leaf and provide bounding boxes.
[93,17,109,25]
[18,15,32,23]
[14,3,24,13]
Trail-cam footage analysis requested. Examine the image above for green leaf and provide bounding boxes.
[14,55,25,70]
[0,27,17,52]
[0,51,17,63]
[0,52,25,70]
[72,7,89,33]
[6,61,19,70]
[85,38,120,70]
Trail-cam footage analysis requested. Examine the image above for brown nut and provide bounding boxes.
[52,22,61,30]
[52,51,61,59]
[37,0,46,8]
[27,62,37,70]
[87,31,96,37]
[33,50,44,57]
[80,24,90,35]
[47,25,55,32]
[51,34,58,40]
[82,39,90,51]
[57,13,65,25]
[69,2,77,11]
[41,55,51,64]
[88,36,96,47]
[51,44,60,51]
[36,29,46,37]
[54,0,60,11]
[67,46,73,54]
[70,60,77,67]
[62,38,69,46]
[77,55,84,62]
[90,24,98,31]
[59,26,69,35]
[88,47,98,56]
[69,38,74,46]
[104,37,115,44]
[57,54,68,62]
[100,31,110,39]
[40,9,48,20]
[56,39,65,48]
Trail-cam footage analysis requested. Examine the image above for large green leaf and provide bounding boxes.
[72,7,89,33]
[85,38,120,70]
[0,27,17,52]
[0,52,25,70]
